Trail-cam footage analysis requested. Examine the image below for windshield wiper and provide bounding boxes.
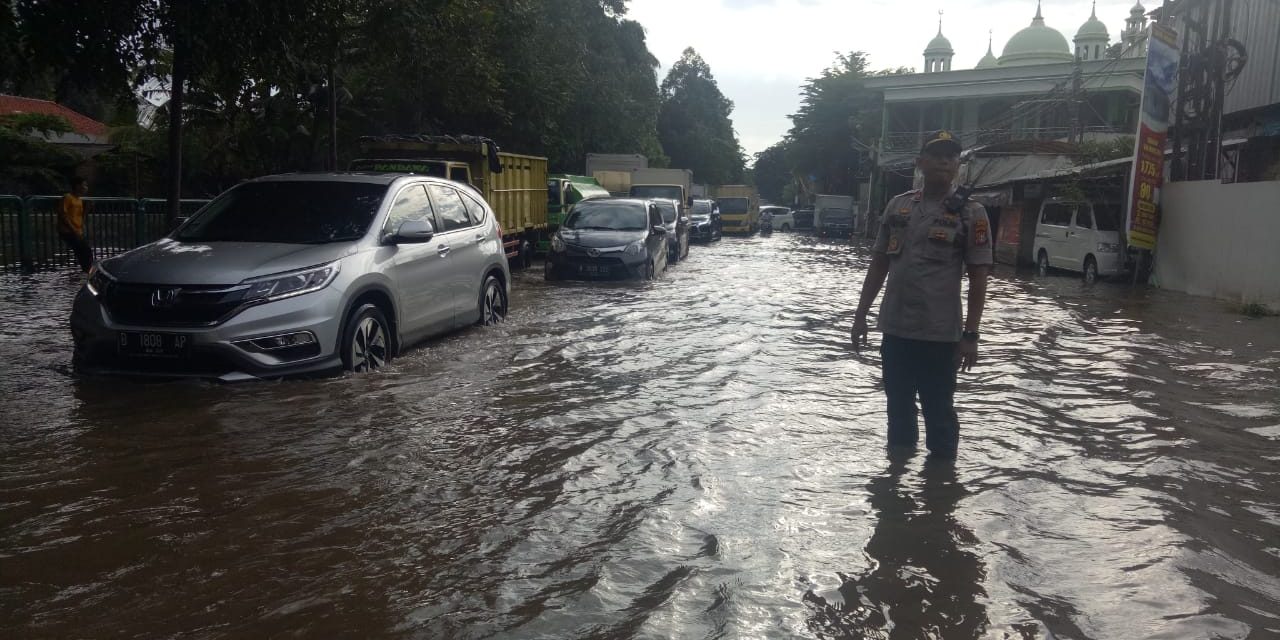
[569,226,619,231]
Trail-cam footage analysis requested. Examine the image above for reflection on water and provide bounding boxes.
[1,235,1278,639]
[806,453,988,639]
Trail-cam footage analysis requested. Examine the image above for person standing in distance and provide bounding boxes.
[58,176,94,273]
[850,131,993,459]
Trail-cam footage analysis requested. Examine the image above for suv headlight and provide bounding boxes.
[242,261,340,303]
[86,263,113,296]
[551,234,566,252]
[1097,242,1121,253]
[625,239,645,256]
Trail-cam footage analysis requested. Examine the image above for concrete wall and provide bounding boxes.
[1155,180,1280,307]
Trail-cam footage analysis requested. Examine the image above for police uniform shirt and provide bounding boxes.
[871,189,994,342]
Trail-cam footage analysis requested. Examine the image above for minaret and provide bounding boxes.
[1122,2,1149,57]
[976,31,999,69]
[923,11,956,73]
[1074,1,1110,61]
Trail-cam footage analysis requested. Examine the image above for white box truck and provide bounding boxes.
[813,194,858,238]
[629,168,693,207]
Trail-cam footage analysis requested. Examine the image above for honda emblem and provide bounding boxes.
[150,287,180,308]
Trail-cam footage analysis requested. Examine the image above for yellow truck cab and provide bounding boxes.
[351,135,549,267]
[713,185,759,234]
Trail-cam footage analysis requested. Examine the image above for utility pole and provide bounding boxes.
[1068,53,1084,145]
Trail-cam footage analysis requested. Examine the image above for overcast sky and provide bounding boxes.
[627,0,1146,158]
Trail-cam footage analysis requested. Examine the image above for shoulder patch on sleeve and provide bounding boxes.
[973,217,990,245]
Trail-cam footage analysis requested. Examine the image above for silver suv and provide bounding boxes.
[70,173,510,381]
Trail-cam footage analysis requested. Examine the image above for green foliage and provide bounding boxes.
[0,113,80,194]
[1237,302,1277,318]
[752,142,791,204]
[1073,137,1136,166]
[786,52,882,196]
[657,48,744,185]
[2,0,671,196]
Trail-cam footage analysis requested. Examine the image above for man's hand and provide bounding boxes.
[851,313,870,351]
[956,339,978,372]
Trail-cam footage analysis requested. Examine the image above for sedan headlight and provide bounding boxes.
[551,234,566,252]
[1097,242,1121,253]
[242,261,340,303]
[624,239,645,256]
[86,263,113,296]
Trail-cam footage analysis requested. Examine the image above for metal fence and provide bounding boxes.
[0,196,212,272]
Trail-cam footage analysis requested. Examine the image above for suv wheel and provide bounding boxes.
[478,275,507,325]
[342,304,391,373]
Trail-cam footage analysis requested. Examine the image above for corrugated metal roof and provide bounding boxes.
[1169,0,1280,115]
[1223,0,1280,114]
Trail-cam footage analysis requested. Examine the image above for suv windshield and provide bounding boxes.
[718,197,749,214]
[691,201,714,215]
[564,203,648,231]
[175,181,387,244]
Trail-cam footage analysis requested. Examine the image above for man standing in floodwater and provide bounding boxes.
[850,130,993,459]
[58,176,94,273]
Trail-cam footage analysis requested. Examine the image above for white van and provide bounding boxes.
[1033,198,1127,284]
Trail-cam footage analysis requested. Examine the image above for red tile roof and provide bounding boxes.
[0,94,109,137]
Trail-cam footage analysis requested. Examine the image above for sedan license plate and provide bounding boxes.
[118,331,190,358]
[579,264,605,276]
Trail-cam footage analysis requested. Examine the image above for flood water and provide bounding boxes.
[2,235,1278,639]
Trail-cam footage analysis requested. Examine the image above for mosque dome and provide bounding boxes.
[976,33,999,69]
[1076,5,1109,39]
[999,1,1074,66]
[925,30,954,54]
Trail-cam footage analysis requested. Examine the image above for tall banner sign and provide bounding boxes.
[1126,23,1180,250]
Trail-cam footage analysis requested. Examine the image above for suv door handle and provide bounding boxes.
[438,244,451,257]
[474,233,485,242]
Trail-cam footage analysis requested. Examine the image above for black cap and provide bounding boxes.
[921,130,962,155]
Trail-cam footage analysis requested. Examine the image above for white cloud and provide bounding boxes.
[628,0,1143,156]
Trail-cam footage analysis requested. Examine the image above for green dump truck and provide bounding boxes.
[540,174,610,253]
[351,135,549,267]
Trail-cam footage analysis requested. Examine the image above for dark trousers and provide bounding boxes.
[59,230,94,272]
[880,334,960,457]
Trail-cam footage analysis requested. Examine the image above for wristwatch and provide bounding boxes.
[962,331,980,342]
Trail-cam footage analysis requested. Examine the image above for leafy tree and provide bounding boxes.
[2,0,671,198]
[752,142,791,204]
[657,47,743,185]
[0,113,80,194]
[786,52,884,196]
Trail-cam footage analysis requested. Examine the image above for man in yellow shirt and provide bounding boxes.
[58,176,93,272]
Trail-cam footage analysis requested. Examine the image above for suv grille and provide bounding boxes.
[100,282,250,326]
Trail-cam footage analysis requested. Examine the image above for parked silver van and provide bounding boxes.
[71,173,510,381]
[1032,197,1127,284]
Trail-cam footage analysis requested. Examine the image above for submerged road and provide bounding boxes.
[2,235,1278,638]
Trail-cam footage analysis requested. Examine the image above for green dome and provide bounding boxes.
[1077,15,1108,39]
[926,32,954,53]
[999,3,1073,66]
[976,34,998,69]
[1076,3,1109,40]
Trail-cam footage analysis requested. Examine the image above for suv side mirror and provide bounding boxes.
[651,225,668,235]
[386,218,435,244]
